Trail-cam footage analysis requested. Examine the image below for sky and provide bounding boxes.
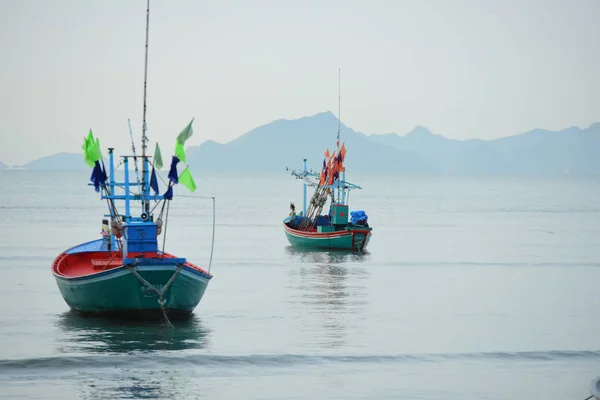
[0,0,599,165]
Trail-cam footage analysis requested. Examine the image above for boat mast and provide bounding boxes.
[141,0,150,215]
[303,158,307,216]
[337,68,346,204]
[337,68,341,151]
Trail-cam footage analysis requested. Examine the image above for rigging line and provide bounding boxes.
[208,197,216,273]
[146,158,173,189]
[156,195,167,221]
[127,118,142,187]
[160,199,170,259]
[149,198,163,214]
[176,195,216,199]
[101,184,121,221]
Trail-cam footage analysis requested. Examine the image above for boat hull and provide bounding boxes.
[283,223,371,251]
[54,265,210,317]
[52,239,212,319]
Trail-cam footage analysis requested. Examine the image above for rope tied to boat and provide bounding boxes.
[356,233,369,252]
[126,260,185,329]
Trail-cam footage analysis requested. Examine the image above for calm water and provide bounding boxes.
[1,170,599,399]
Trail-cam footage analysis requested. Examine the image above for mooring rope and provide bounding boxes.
[125,260,185,328]
[356,234,368,252]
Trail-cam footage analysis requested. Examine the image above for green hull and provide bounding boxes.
[54,265,210,316]
[283,223,372,251]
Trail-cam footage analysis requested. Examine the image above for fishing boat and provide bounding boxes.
[282,71,372,251]
[51,0,215,325]
[588,376,600,400]
[283,155,372,251]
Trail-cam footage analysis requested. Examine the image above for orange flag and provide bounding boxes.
[340,143,347,161]
[327,152,338,185]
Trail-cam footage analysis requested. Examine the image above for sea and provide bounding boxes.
[1,170,599,399]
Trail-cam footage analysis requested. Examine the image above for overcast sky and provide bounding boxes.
[1,0,599,165]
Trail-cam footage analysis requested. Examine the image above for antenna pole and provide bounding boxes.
[141,0,150,214]
[127,118,142,188]
[337,68,341,151]
[337,68,341,201]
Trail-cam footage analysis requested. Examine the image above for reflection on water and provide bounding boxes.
[285,246,369,349]
[55,311,211,354]
[78,375,178,400]
[48,313,212,399]
[284,246,371,264]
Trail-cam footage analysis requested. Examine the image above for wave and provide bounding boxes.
[373,261,600,268]
[1,349,599,375]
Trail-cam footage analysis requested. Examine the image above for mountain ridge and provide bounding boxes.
[11,112,600,176]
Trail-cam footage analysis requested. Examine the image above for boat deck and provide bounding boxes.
[53,250,211,279]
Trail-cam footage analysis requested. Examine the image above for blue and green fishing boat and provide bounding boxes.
[51,1,215,324]
[283,152,372,251]
[283,77,372,251]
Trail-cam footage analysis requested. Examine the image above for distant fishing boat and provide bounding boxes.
[51,0,215,325]
[282,70,372,251]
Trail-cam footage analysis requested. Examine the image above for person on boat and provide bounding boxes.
[289,202,296,217]
[356,219,369,227]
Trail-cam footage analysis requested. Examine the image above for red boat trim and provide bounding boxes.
[52,250,212,280]
[283,223,371,238]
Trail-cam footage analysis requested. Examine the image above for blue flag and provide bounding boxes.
[168,156,180,184]
[90,160,107,192]
[163,185,173,200]
[150,167,159,195]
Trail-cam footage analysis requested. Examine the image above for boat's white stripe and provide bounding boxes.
[284,226,351,239]
[54,264,211,286]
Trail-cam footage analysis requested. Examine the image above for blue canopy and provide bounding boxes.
[350,210,368,225]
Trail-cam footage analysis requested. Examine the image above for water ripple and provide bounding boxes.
[1,349,599,376]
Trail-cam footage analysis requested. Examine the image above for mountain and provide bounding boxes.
[368,126,483,172]
[368,121,600,176]
[186,111,437,174]
[14,113,600,176]
[490,124,600,176]
[445,123,600,176]
[23,152,97,171]
[0,161,6,169]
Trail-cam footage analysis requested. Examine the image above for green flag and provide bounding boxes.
[174,141,186,163]
[91,138,102,163]
[176,118,194,145]
[82,129,95,167]
[178,166,196,192]
[154,143,163,170]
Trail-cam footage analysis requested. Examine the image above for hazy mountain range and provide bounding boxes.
[4,111,600,176]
